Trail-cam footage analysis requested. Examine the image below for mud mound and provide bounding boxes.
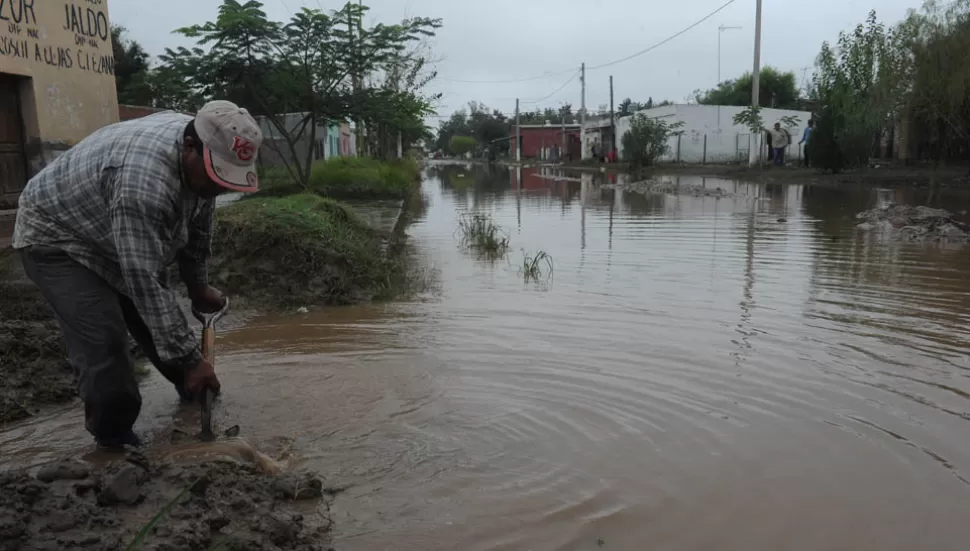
[0,456,334,550]
[855,205,970,243]
[0,272,75,424]
[210,194,397,307]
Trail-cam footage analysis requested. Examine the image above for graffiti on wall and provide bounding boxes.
[0,0,115,75]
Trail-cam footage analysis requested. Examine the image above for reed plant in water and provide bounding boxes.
[457,212,510,258]
[520,250,554,282]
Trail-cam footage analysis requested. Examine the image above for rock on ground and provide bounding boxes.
[855,205,970,243]
[0,456,333,551]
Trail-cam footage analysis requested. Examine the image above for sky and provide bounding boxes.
[111,0,921,124]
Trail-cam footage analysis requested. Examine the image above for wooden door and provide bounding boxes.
[0,74,27,201]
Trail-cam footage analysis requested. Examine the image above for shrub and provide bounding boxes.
[621,114,684,167]
[449,135,477,156]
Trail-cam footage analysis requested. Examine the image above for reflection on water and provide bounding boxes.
[6,163,970,550]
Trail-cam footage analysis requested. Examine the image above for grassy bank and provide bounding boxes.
[257,157,420,200]
[210,194,402,307]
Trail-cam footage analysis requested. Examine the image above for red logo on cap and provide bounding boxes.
[230,136,255,162]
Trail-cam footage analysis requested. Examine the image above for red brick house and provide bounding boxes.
[511,124,582,160]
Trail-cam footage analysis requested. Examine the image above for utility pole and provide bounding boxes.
[748,0,763,167]
[515,98,521,163]
[349,2,364,157]
[580,62,588,160]
[561,106,566,163]
[799,66,811,95]
[609,75,615,154]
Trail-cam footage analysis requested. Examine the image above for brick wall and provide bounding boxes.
[511,127,582,159]
[118,105,192,121]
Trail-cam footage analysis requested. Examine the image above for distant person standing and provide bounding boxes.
[765,122,790,166]
[799,119,814,167]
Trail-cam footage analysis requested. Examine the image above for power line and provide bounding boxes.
[435,0,738,84]
[436,68,577,84]
[587,0,738,70]
[521,71,580,104]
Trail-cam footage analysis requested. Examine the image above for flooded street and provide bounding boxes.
[6,164,970,550]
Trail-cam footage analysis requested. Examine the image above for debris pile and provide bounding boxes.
[855,205,970,243]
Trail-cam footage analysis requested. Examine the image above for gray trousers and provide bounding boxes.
[19,245,187,443]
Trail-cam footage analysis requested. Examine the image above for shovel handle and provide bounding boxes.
[193,299,228,443]
[191,298,229,329]
[201,325,215,364]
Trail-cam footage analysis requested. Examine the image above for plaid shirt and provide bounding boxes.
[13,112,213,367]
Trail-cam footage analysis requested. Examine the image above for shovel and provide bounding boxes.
[191,299,235,442]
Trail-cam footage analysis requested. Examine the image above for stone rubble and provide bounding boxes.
[855,205,970,243]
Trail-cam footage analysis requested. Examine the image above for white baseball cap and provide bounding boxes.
[194,100,262,193]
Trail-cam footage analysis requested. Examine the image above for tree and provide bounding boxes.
[436,109,470,153]
[900,0,970,165]
[435,102,511,156]
[167,0,441,188]
[111,25,153,105]
[617,97,671,117]
[363,30,442,158]
[449,135,477,156]
[694,67,800,109]
[810,10,905,171]
[621,114,684,167]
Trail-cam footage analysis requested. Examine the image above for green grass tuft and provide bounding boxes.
[254,157,420,201]
[456,212,510,259]
[520,250,554,282]
[125,483,193,550]
[126,481,231,551]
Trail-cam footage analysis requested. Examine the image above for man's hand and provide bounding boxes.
[189,285,225,314]
[185,358,221,395]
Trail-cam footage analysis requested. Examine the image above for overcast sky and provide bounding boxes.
[112,0,920,123]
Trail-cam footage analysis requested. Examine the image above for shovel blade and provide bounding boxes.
[200,388,214,440]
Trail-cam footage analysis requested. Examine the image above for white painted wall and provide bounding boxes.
[616,104,813,164]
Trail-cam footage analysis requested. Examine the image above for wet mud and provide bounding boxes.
[0,251,73,425]
[603,177,737,198]
[856,204,970,243]
[0,455,334,551]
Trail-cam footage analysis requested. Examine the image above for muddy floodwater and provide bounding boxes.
[6,164,970,550]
